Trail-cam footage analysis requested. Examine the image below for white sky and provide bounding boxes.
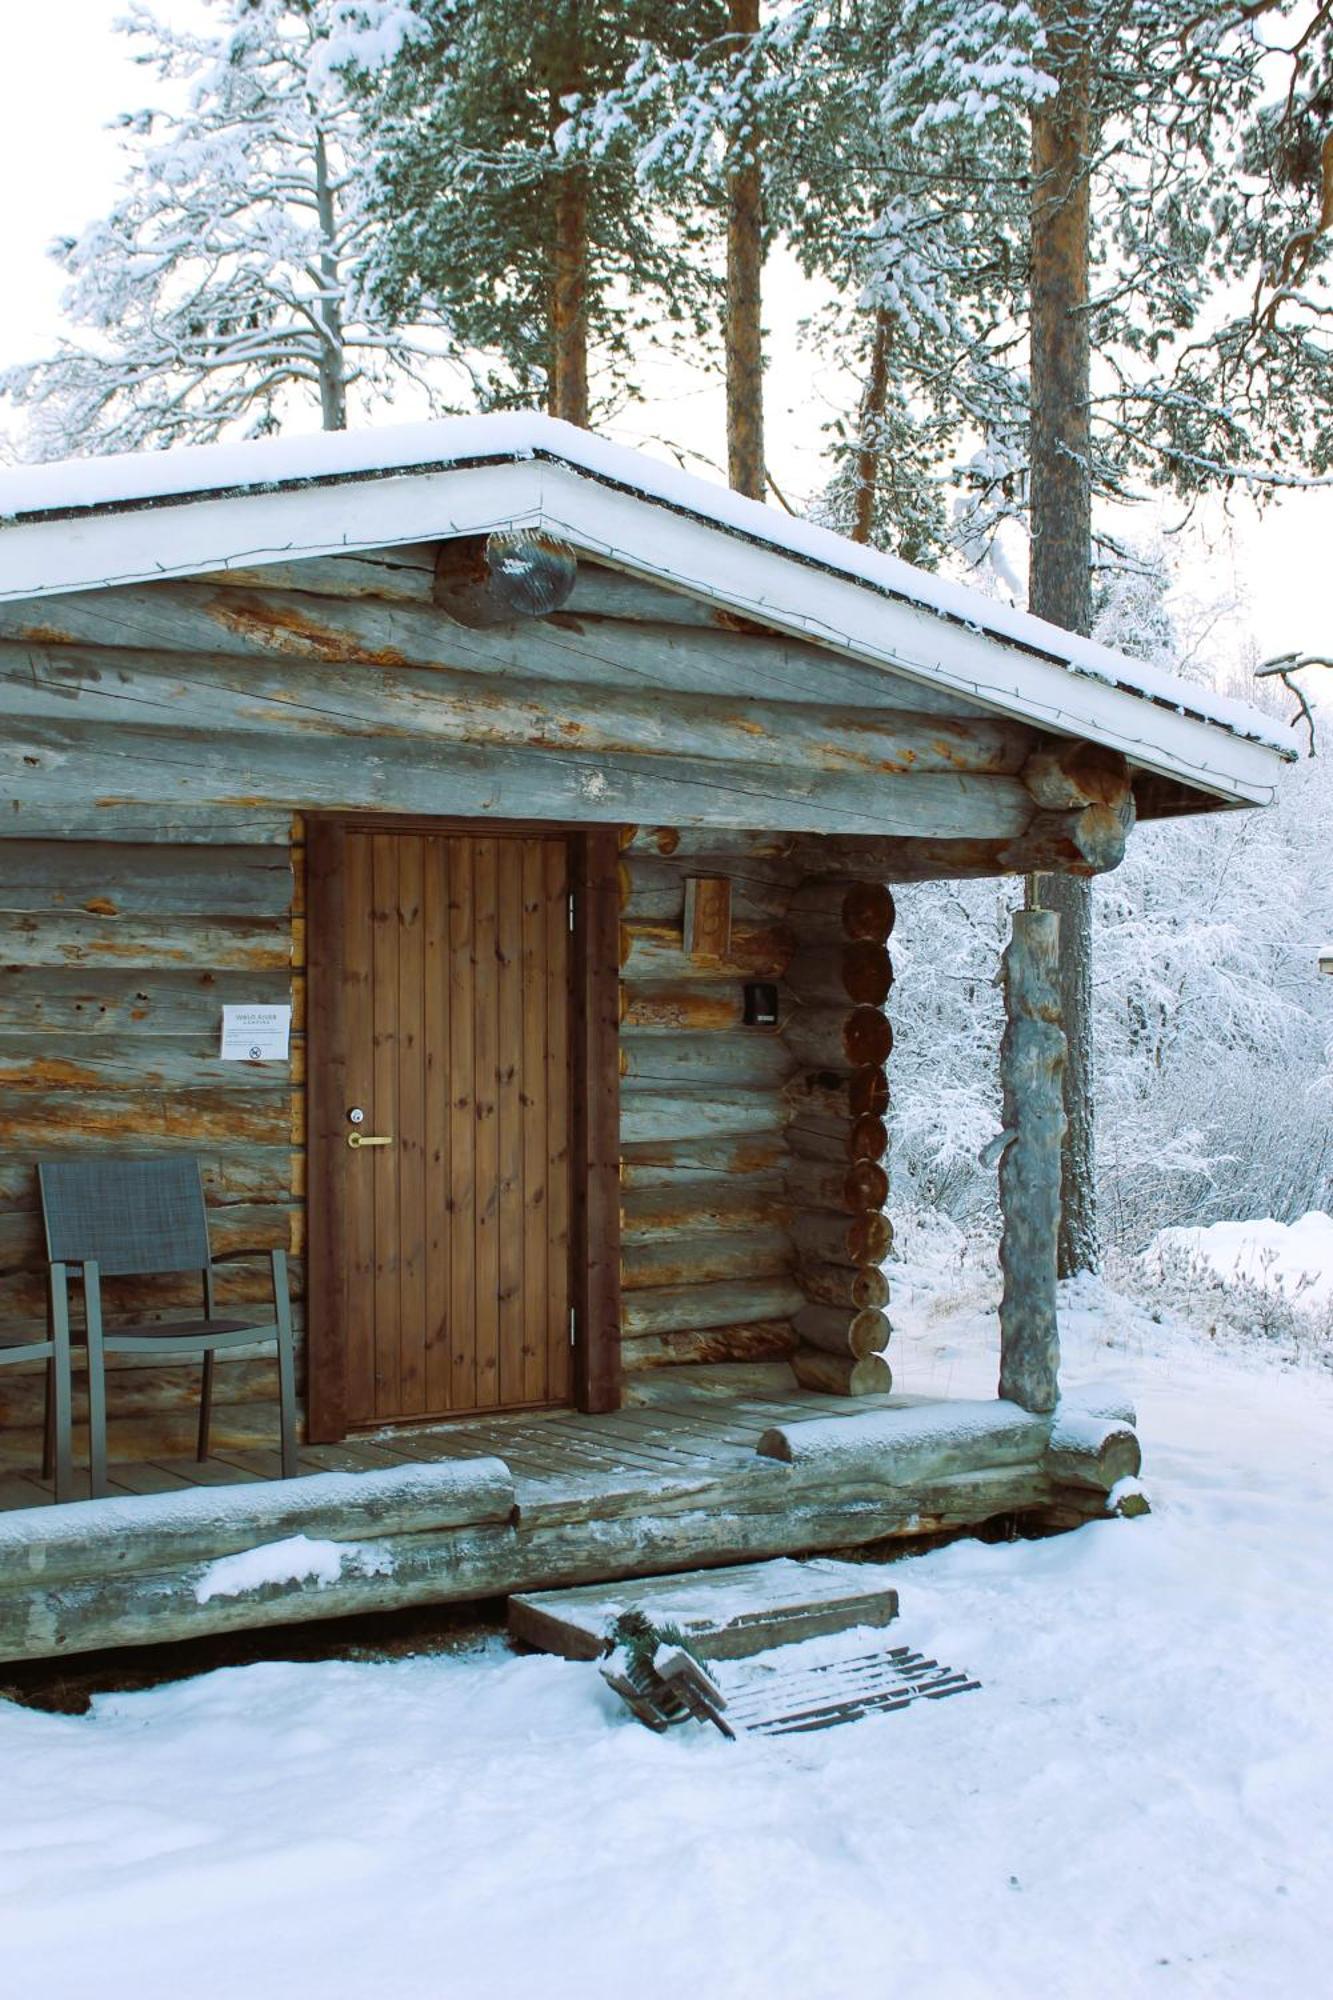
[1,0,1329,678]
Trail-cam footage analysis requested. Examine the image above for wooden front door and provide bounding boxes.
[316,827,575,1429]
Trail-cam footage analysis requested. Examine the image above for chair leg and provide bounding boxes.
[42,1358,55,1482]
[49,1292,73,1506]
[83,1261,109,1501]
[272,1249,298,1479]
[42,1282,55,1480]
[198,1350,215,1463]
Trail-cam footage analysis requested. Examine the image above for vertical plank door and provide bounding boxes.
[340,829,572,1424]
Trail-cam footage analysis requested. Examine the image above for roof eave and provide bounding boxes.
[0,447,1286,811]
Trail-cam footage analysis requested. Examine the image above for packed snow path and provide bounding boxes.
[3,1308,1331,1999]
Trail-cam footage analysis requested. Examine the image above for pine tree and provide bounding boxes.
[724,0,766,497]
[0,0,460,457]
[807,0,1332,1272]
[353,0,727,425]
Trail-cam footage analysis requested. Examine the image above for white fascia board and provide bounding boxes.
[0,453,1283,807]
[0,456,536,602]
[530,465,1281,807]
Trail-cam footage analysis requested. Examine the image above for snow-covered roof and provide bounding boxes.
[0,413,1290,807]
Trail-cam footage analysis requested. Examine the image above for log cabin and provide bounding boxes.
[0,415,1289,1663]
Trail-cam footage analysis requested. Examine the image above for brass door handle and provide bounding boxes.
[347,1132,393,1149]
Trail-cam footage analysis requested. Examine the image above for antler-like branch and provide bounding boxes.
[1255,651,1333,753]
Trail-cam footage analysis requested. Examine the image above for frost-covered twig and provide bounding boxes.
[1255,652,1333,755]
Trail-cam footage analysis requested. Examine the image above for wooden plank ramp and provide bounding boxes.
[723,1646,981,1737]
[509,1556,901,1662]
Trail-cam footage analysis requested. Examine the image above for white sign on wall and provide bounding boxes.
[220,1004,292,1062]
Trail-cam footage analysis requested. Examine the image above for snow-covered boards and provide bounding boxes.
[508,1555,900,1662]
[596,1616,980,1739]
[723,1646,981,1737]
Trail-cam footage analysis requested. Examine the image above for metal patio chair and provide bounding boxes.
[0,1286,73,1503]
[38,1158,297,1500]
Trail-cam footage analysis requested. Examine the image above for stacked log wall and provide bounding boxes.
[0,826,303,1473]
[781,879,896,1396]
[0,545,1132,1441]
[617,827,804,1373]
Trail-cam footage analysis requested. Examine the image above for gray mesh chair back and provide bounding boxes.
[37,1155,297,1499]
[39,1158,211,1277]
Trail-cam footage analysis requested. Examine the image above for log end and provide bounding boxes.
[1046,1413,1143,1493]
[790,1348,894,1399]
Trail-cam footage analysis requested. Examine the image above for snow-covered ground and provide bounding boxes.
[5,1249,1333,2000]
[1148,1210,1333,1311]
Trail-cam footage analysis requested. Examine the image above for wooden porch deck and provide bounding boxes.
[0,1365,910,1514]
[0,1366,1142,1665]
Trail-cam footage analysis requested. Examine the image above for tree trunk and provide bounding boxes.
[851,308,893,545]
[1029,0,1097,1276]
[726,0,765,499]
[546,4,590,428]
[550,164,590,427]
[312,124,347,432]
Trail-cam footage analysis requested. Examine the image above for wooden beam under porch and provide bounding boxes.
[0,1367,1141,1666]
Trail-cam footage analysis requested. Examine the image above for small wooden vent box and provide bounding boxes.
[683,875,732,964]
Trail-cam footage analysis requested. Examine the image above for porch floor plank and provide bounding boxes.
[0,1365,1037,1520]
[0,1474,51,1510]
[150,1456,255,1488]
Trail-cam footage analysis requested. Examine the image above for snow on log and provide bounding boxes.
[0,1462,1052,1664]
[1045,1412,1143,1492]
[755,1399,1049,1483]
[997,910,1065,1414]
[0,1456,516,1591]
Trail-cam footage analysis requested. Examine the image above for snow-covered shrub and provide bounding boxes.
[1108,1238,1333,1369]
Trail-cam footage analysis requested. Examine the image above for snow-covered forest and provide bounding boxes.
[5,9,1333,1995]
[2,0,1331,1265]
[892,672,1333,1254]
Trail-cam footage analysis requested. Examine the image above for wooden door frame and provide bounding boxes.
[306,815,622,1442]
